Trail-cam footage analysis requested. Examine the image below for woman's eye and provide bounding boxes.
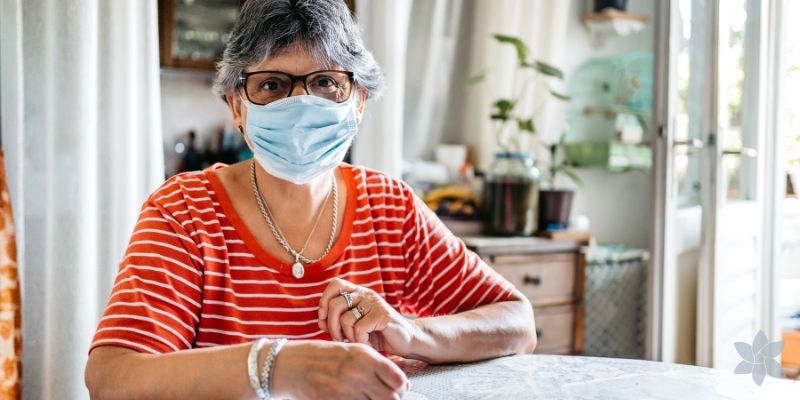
[316,78,335,88]
[260,80,282,91]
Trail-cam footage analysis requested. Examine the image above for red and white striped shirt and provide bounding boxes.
[91,163,515,354]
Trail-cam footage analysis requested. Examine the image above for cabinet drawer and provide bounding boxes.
[533,304,575,353]
[489,253,576,306]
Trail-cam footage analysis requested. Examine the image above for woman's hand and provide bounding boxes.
[271,340,409,400]
[318,278,420,357]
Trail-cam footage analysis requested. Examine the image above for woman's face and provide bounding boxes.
[226,45,367,134]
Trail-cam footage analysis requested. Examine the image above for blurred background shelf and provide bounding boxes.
[564,140,651,172]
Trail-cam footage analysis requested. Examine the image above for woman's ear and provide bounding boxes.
[355,88,367,123]
[225,92,247,134]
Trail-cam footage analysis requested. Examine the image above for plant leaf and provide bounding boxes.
[493,34,528,66]
[556,165,583,187]
[734,342,754,363]
[517,118,535,134]
[465,69,488,87]
[491,99,515,121]
[524,60,564,79]
[549,88,571,101]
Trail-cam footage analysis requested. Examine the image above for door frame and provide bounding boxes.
[763,0,785,344]
[649,0,673,362]
[694,0,721,368]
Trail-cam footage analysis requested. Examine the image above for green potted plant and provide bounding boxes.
[469,34,570,236]
[539,133,582,232]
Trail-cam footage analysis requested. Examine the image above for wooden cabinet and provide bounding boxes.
[464,237,585,355]
[158,0,244,70]
[157,0,357,71]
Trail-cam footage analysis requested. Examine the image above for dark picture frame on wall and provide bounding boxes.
[158,0,357,71]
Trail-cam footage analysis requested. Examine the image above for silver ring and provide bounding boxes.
[341,292,354,309]
[350,307,364,320]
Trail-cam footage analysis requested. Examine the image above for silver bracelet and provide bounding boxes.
[248,338,269,400]
[260,338,288,399]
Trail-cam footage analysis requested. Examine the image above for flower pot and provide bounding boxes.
[594,0,628,12]
[538,190,574,232]
[483,152,540,236]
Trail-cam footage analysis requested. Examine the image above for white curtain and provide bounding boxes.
[354,0,571,172]
[352,0,412,177]
[0,0,164,398]
[402,0,465,161]
[455,0,571,170]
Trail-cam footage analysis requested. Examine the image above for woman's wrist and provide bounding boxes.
[266,340,301,399]
[248,339,269,399]
[402,318,437,362]
[259,338,286,398]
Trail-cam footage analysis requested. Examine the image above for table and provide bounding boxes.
[405,355,800,399]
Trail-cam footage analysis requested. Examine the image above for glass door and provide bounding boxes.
[696,0,767,369]
[653,0,770,368]
[652,0,713,365]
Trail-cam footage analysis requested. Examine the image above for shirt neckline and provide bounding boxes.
[204,163,357,279]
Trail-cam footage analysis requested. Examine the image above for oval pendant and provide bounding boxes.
[292,262,305,279]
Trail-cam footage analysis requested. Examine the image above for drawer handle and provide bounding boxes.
[536,329,543,338]
[523,275,542,286]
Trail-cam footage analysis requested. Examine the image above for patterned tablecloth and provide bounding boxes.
[405,355,799,400]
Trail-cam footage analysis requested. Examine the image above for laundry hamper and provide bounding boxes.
[583,247,649,359]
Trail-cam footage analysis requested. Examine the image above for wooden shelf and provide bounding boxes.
[581,9,648,45]
[582,9,648,23]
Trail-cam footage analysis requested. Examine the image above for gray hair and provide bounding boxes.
[213,0,383,99]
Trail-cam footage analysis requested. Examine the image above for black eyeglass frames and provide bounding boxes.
[238,70,355,105]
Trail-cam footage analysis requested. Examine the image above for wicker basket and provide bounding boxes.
[583,247,649,359]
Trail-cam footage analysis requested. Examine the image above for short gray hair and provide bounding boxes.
[213,0,383,99]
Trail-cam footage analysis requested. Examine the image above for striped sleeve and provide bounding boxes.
[401,188,515,317]
[90,199,204,354]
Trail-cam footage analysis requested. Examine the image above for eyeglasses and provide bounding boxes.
[238,70,355,106]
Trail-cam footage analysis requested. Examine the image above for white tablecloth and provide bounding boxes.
[406,355,799,399]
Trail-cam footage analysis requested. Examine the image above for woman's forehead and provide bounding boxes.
[245,45,341,74]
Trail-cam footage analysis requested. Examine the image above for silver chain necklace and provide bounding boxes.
[250,160,338,279]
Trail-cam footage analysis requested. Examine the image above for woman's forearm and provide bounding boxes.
[86,340,408,400]
[406,291,537,364]
[86,343,261,400]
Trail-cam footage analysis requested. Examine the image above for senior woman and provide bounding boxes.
[85,0,536,399]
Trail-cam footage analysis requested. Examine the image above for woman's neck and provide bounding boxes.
[253,162,334,217]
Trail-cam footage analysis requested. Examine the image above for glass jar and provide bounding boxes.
[483,152,540,236]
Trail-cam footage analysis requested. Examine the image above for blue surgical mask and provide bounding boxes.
[244,95,359,185]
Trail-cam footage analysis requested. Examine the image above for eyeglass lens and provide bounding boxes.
[244,71,352,105]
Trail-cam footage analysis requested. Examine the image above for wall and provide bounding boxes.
[160,69,232,176]
[552,0,656,249]
[157,0,656,249]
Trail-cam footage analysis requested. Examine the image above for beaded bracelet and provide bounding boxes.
[247,338,269,400]
[260,338,288,398]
